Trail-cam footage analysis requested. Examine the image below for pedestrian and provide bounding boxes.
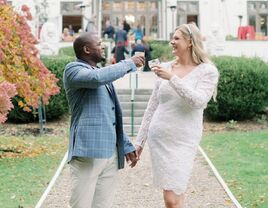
[111,41,129,63]
[114,24,128,44]
[103,20,115,39]
[135,23,219,208]
[133,25,144,42]
[141,39,153,71]
[63,32,145,208]
[123,19,131,33]
[131,39,145,56]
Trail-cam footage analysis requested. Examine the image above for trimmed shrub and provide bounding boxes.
[205,56,268,121]
[42,56,74,120]
[8,56,74,122]
[59,47,75,57]
[149,40,174,61]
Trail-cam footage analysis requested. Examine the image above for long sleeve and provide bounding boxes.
[64,59,136,89]
[123,132,135,154]
[135,79,161,147]
[168,64,219,109]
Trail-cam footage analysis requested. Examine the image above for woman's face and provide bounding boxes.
[170,30,190,56]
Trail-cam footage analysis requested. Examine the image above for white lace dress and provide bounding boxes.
[136,62,219,195]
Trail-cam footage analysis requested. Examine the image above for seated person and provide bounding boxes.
[61,28,73,42]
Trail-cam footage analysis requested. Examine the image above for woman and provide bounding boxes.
[135,23,219,208]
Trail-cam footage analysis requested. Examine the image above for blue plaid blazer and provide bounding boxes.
[63,59,136,169]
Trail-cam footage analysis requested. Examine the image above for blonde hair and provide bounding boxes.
[175,23,211,64]
[175,24,218,101]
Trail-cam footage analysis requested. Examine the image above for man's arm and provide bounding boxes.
[65,60,136,89]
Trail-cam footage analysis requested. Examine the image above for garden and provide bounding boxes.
[1,1,268,207]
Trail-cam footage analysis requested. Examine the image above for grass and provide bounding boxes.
[201,130,268,208]
[0,134,67,208]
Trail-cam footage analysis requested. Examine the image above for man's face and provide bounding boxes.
[85,36,104,62]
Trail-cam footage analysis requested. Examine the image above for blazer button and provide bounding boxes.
[112,107,115,110]
[113,122,116,126]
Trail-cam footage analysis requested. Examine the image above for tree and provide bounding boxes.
[0,0,59,123]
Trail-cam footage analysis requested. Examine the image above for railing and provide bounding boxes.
[129,71,139,136]
[38,97,46,134]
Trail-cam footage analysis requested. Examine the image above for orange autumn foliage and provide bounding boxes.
[0,1,59,122]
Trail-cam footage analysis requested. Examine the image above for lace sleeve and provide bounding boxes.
[168,64,219,109]
[135,79,161,148]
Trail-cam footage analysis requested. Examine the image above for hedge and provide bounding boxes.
[8,43,268,123]
[205,56,268,121]
[149,40,174,62]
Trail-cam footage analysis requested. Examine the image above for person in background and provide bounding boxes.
[103,20,115,39]
[114,24,128,44]
[123,19,131,34]
[61,28,73,42]
[133,25,144,42]
[68,25,75,36]
[142,39,153,71]
[135,23,219,208]
[111,41,129,63]
[63,32,145,208]
[131,39,145,56]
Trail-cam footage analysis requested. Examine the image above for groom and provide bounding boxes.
[63,32,144,208]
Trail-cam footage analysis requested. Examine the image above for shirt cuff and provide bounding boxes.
[121,59,137,73]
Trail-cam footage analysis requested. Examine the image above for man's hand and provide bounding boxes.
[130,53,145,68]
[135,145,143,160]
[125,150,139,168]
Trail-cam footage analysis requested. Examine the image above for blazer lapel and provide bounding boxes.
[105,83,115,102]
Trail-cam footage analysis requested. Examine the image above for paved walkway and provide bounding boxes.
[42,143,235,208]
[41,71,236,208]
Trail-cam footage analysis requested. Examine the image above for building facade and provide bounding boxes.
[8,0,268,41]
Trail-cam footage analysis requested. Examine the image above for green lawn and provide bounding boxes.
[0,135,67,208]
[201,130,268,208]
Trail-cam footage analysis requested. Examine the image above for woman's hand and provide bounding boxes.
[151,65,173,80]
[135,145,143,160]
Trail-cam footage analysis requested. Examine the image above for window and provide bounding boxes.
[177,1,199,26]
[137,1,146,11]
[103,2,111,10]
[248,1,268,36]
[101,0,158,37]
[249,15,256,28]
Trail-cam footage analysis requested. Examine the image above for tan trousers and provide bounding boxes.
[69,151,118,208]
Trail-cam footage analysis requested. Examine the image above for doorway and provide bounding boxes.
[62,15,82,33]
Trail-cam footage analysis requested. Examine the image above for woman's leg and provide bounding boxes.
[163,190,185,208]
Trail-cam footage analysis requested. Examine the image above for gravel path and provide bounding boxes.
[41,143,236,208]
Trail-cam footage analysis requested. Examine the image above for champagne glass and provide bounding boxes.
[134,51,145,72]
[148,58,161,71]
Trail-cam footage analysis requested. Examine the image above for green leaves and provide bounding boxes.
[205,56,268,121]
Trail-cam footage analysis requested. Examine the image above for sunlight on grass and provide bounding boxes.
[201,130,268,208]
[0,135,67,208]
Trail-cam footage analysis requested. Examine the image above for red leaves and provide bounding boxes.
[0,81,17,123]
[21,5,29,12]
[0,0,7,5]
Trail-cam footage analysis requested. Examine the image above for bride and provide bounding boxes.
[135,23,219,208]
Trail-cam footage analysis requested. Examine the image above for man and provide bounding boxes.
[63,32,144,208]
[114,24,128,44]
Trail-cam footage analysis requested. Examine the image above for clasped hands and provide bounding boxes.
[125,145,144,168]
